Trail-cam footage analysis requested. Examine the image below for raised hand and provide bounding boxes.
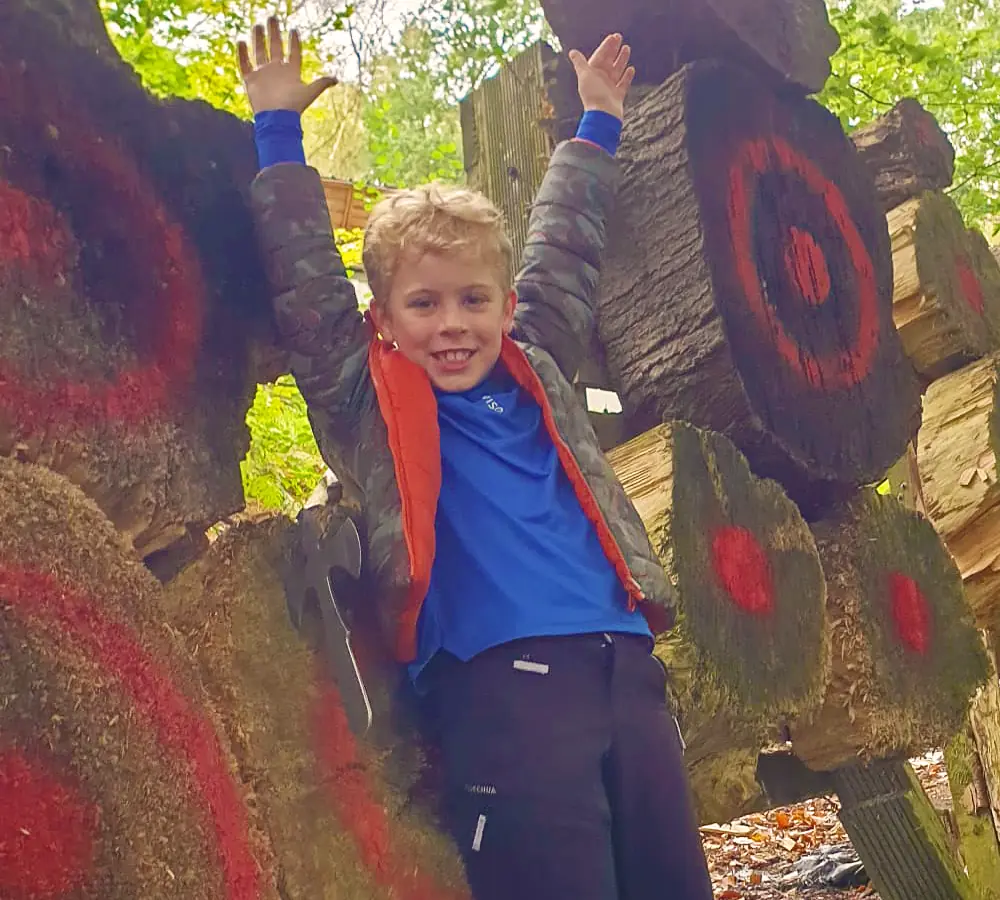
[237,17,337,114]
[568,34,636,121]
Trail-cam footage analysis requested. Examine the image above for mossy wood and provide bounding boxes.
[850,99,956,212]
[833,759,978,900]
[607,421,827,821]
[918,355,1000,629]
[0,0,277,562]
[163,514,469,900]
[0,457,270,899]
[598,61,920,514]
[946,670,1000,898]
[538,0,839,93]
[887,193,999,380]
[791,491,988,771]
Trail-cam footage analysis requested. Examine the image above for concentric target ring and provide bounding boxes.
[0,59,205,431]
[727,135,880,390]
[0,564,260,899]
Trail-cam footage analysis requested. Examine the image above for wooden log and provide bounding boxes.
[850,99,956,212]
[0,0,276,561]
[607,421,828,788]
[918,355,1000,629]
[538,0,839,93]
[0,457,272,899]
[967,634,1000,841]
[599,61,920,513]
[790,491,988,771]
[888,192,999,380]
[833,759,979,900]
[163,510,470,900]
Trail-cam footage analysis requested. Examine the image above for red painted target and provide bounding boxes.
[728,136,880,390]
[0,565,260,899]
[0,60,205,432]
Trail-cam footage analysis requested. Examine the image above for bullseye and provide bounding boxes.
[710,525,774,615]
[0,748,96,900]
[728,135,880,389]
[887,571,932,655]
[783,226,831,307]
[955,257,985,315]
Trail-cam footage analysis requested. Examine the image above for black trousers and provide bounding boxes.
[423,633,715,900]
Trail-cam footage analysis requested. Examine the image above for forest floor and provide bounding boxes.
[701,752,950,899]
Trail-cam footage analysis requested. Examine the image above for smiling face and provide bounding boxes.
[373,248,516,392]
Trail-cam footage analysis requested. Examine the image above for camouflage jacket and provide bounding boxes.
[251,140,677,662]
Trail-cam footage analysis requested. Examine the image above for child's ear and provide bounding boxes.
[369,299,394,343]
[503,289,517,334]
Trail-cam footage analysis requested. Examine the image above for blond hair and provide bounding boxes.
[362,182,514,302]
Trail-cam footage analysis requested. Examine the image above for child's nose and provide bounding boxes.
[438,303,468,333]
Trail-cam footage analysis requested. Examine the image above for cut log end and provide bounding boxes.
[600,61,920,510]
[0,2,271,560]
[609,421,828,724]
[792,492,988,771]
[851,98,956,212]
[888,193,999,379]
[918,355,1000,629]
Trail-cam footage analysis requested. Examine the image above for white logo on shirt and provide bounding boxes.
[481,394,504,414]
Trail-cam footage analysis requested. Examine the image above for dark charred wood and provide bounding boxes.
[598,61,920,514]
[539,0,839,93]
[851,99,956,212]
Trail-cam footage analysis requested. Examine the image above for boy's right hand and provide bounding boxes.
[237,17,337,114]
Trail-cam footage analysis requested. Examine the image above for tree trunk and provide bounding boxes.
[0,0,277,562]
[968,635,1000,841]
[538,0,840,93]
[599,61,920,514]
[833,759,979,900]
[888,193,999,380]
[607,421,828,802]
[918,355,1000,629]
[850,99,956,212]
[790,491,988,771]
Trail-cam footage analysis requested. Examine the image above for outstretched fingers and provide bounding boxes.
[267,16,285,64]
[236,40,253,78]
[253,23,268,68]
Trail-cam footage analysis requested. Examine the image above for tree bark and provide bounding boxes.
[608,421,828,803]
[790,492,988,772]
[599,61,920,514]
[888,193,999,380]
[918,355,1000,629]
[832,759,979,900]
[538,0,840,93]
[850,99,956,212]
[0,0,277,562]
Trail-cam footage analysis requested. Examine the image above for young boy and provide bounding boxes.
[240,18,714,899]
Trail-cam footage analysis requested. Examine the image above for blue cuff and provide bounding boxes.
[254,109,306,170]
[574,110,622,158]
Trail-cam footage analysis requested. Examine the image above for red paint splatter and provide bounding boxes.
[0,64,204,432]
[710,525,774,615]
[0,566,260,899]
[312,676,469,900]
[728,136,880,390]
[955,257,985,315]
[0,181,73,281]
[0,748,97,899]
[887,571,932,655]
[783,226,831,307]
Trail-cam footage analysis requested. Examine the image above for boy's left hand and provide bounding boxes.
[569,34,635,121]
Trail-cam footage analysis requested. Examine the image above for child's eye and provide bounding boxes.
[408,296,434,310]
[464,293,488,307]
